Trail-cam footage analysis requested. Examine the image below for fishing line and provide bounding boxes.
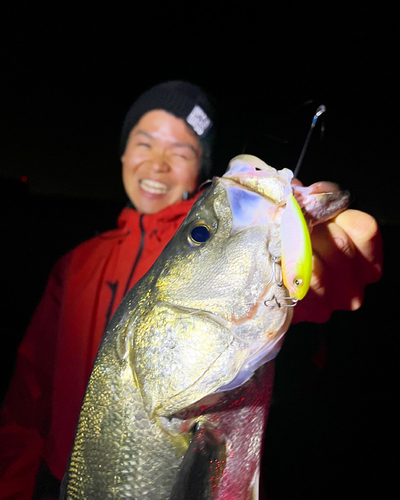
[294,105,326,179]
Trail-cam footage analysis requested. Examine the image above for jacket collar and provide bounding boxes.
[117,191,203,233]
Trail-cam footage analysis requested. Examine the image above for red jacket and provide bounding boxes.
[0,195,200,499]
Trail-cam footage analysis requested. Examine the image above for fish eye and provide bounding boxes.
[187,222,212,247]
[293,277,303,287]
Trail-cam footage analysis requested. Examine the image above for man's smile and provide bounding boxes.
[139,179,169,194]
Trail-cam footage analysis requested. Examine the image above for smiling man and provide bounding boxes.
[119,81,215,212]
[121,110,203,214]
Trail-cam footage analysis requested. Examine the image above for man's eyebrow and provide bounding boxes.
[134,130,153,139]
[172,142,199,154]
[134,130,199,154]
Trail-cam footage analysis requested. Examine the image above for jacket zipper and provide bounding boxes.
[103,214,146,331]
[124,213,145,296]
[105,280,119,328]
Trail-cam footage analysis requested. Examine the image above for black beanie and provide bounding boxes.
[119,81,216,182]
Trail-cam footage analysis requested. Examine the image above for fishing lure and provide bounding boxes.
[280,193,312,301]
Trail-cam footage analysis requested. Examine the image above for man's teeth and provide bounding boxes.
[140,179,168,194]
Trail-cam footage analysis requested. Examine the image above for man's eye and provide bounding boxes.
[137,142,151,148]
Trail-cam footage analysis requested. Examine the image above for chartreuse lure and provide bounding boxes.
[280,193,312,300]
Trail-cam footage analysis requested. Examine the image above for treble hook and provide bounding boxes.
[264,295,298,308]
[294,104,326,178]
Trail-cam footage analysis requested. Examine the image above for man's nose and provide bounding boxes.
[150,149,170,172]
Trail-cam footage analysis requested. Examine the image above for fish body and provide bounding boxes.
[61,155,349,500]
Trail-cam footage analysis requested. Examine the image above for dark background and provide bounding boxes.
[0,2,397,498]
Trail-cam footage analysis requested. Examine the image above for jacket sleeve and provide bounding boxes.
[0,254,70,500]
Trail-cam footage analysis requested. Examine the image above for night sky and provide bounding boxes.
[1,3,398,498]
[1,3,397,221]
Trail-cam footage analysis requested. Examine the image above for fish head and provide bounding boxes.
[130,155,297,416]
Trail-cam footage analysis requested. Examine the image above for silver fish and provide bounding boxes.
[61,155,349,499]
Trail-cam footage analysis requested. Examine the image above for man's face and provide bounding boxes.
[121,110,202,214]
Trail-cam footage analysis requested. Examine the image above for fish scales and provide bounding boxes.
[61,155,349,499]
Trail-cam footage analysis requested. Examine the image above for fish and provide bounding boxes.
[60,154,350,500]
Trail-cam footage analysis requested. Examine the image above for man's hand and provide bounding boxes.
[293,209,383,323]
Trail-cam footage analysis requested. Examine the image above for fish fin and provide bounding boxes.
[168,424,226,500]
[59,452,72,499]
[292,184,350,226]
[250,465,260,500]
[59,474,68,499]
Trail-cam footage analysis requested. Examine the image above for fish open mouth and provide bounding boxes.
[222,154,293,205]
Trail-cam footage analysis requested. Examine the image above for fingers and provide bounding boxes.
[292,209,382,324]
[292,256,333,324]
[312,220,356,263]
[313,221,360,302]
[334,210,383,284]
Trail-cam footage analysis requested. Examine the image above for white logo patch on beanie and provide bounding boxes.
[186,105,211,137]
